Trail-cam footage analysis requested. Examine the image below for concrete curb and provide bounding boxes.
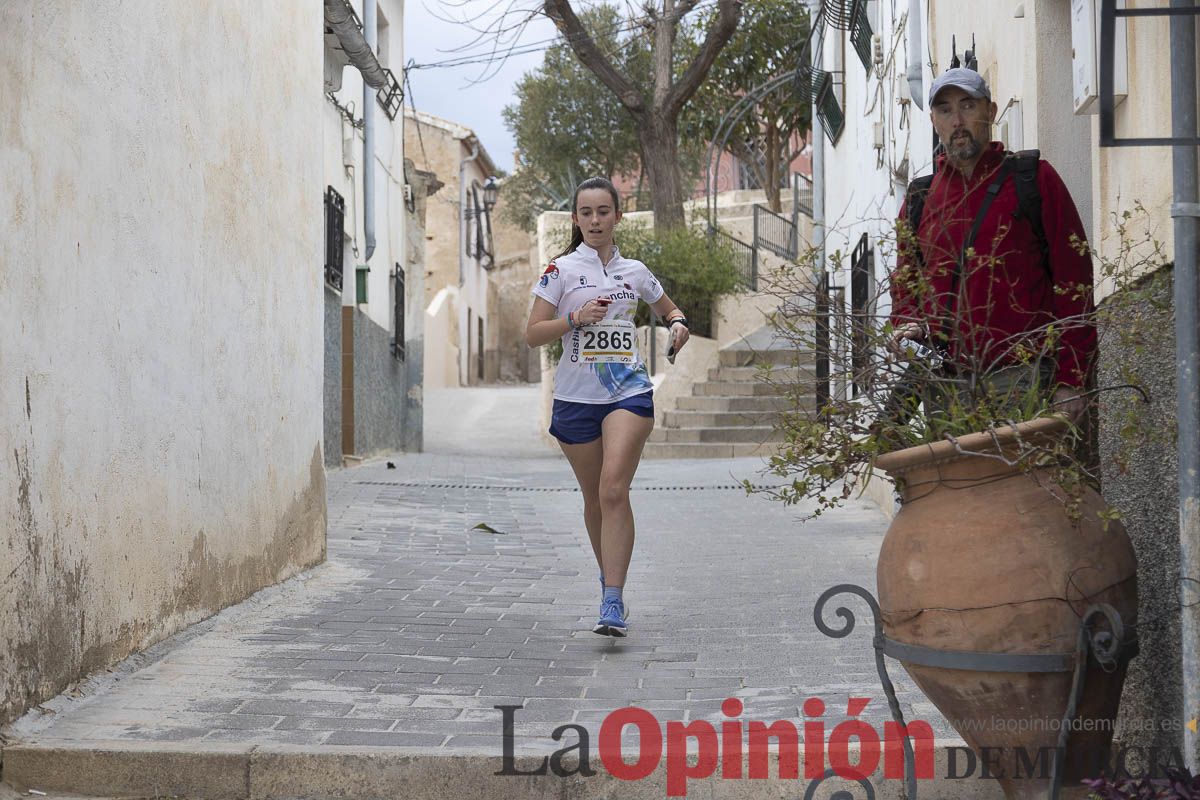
[3,741,1008,800]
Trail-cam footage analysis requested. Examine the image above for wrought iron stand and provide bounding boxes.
[812,584,1135,800]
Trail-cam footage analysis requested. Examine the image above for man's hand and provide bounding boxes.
[1051,386,1089,423]
[888,322,926,356]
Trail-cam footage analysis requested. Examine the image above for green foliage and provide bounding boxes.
[747,204,1168,520]
[500,5,643,232]
[687,0,811,210]
[615,222,742,337]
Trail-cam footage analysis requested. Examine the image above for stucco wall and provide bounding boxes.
[0,2,326,723]
[1097,269,1183,763]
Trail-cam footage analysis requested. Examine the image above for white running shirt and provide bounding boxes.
[531,243,665,403]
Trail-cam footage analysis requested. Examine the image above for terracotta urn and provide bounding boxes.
[874,416,1137,800]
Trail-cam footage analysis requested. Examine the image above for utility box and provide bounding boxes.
[1072,0,1127,115]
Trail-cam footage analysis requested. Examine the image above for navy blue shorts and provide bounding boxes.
[550,392,654,445]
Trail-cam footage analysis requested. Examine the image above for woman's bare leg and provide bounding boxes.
[596,410,655,587]
[558,437,604,574]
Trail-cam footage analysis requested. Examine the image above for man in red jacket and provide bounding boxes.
[890,68,1095,423]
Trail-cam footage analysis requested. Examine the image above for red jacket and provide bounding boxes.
[890,142,1096,388]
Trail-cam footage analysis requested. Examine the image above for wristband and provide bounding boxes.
[565,311,576,331]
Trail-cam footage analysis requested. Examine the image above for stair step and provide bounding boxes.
[641,441,781,459]
[719,348,815,367]
[663,410,780,427]
[648,426,783,444]
[694,380,801,397]
[707,365,817,382]
[675,395,795,412]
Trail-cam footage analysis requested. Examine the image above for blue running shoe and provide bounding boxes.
[592,596,629,637]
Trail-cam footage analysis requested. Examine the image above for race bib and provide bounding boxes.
[578,319,637,364]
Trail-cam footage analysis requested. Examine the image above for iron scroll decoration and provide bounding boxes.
[812,585,1137,800]
[804,768,876,800]
[812,585,917,800]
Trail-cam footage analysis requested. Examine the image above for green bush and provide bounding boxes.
[615,223,742,337]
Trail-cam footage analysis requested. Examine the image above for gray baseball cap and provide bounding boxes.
[928,67,992,105]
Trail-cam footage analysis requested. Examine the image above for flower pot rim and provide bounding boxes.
[874,414,1070,476]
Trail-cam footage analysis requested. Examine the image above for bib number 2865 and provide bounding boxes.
[579,320,636,364]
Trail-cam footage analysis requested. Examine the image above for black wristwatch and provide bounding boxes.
[668,316,688,329]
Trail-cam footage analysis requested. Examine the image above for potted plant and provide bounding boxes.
[750,210,1169,799]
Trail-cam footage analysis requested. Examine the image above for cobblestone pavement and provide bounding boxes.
[7,388,951,760]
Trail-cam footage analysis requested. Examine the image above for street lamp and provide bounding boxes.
[481,176,500,213]
[464,177,501,269]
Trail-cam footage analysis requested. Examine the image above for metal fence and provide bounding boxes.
[753,204,799,260]
[794,172,814,218]
[708,225,758,291]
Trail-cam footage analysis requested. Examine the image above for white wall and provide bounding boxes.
[325,0,408,330]
[0,1,326,722]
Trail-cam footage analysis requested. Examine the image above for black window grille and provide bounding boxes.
[376,67,403,120]
[324,186,345,291]
[849,0,874,72]
[850,233,873,396]
[816,72,845,144]
[472,183,495,270]
[392,264,405,361]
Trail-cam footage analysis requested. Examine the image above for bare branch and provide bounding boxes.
[542,0,646,114]
[665,0,741,118]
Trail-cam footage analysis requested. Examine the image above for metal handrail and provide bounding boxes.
[708,225,758,291]
[794,172,814,218]
[753,204,799,260]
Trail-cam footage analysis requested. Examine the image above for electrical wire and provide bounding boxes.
[406,0,724,71]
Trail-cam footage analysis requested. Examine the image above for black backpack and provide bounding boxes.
[904,149,1050,278]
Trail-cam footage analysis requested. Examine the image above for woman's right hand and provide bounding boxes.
[575,299,610,326]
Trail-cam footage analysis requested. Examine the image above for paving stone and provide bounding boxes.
[6,403,955,784]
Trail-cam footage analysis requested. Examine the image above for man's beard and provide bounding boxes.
[947,131,983,162]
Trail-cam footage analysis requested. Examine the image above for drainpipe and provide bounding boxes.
[906,0,924,110]
[1169,0,1200,772]
[362,0,377,262]
[810,5,825,279]
[459,140,480,285]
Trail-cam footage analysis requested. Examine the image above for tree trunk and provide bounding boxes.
[764,125,781,212]
[639,113,686,232]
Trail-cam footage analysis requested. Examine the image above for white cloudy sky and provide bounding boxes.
[403,1,559,172]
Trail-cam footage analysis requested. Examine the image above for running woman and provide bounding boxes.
[525,177,689,637]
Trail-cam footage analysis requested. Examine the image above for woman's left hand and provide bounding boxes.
[670,321,689,355]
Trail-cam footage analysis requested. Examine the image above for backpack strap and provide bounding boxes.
[903,174,935,266]
[1010,149,1051,279]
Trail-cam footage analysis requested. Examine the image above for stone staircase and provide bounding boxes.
[643,334,815,459]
